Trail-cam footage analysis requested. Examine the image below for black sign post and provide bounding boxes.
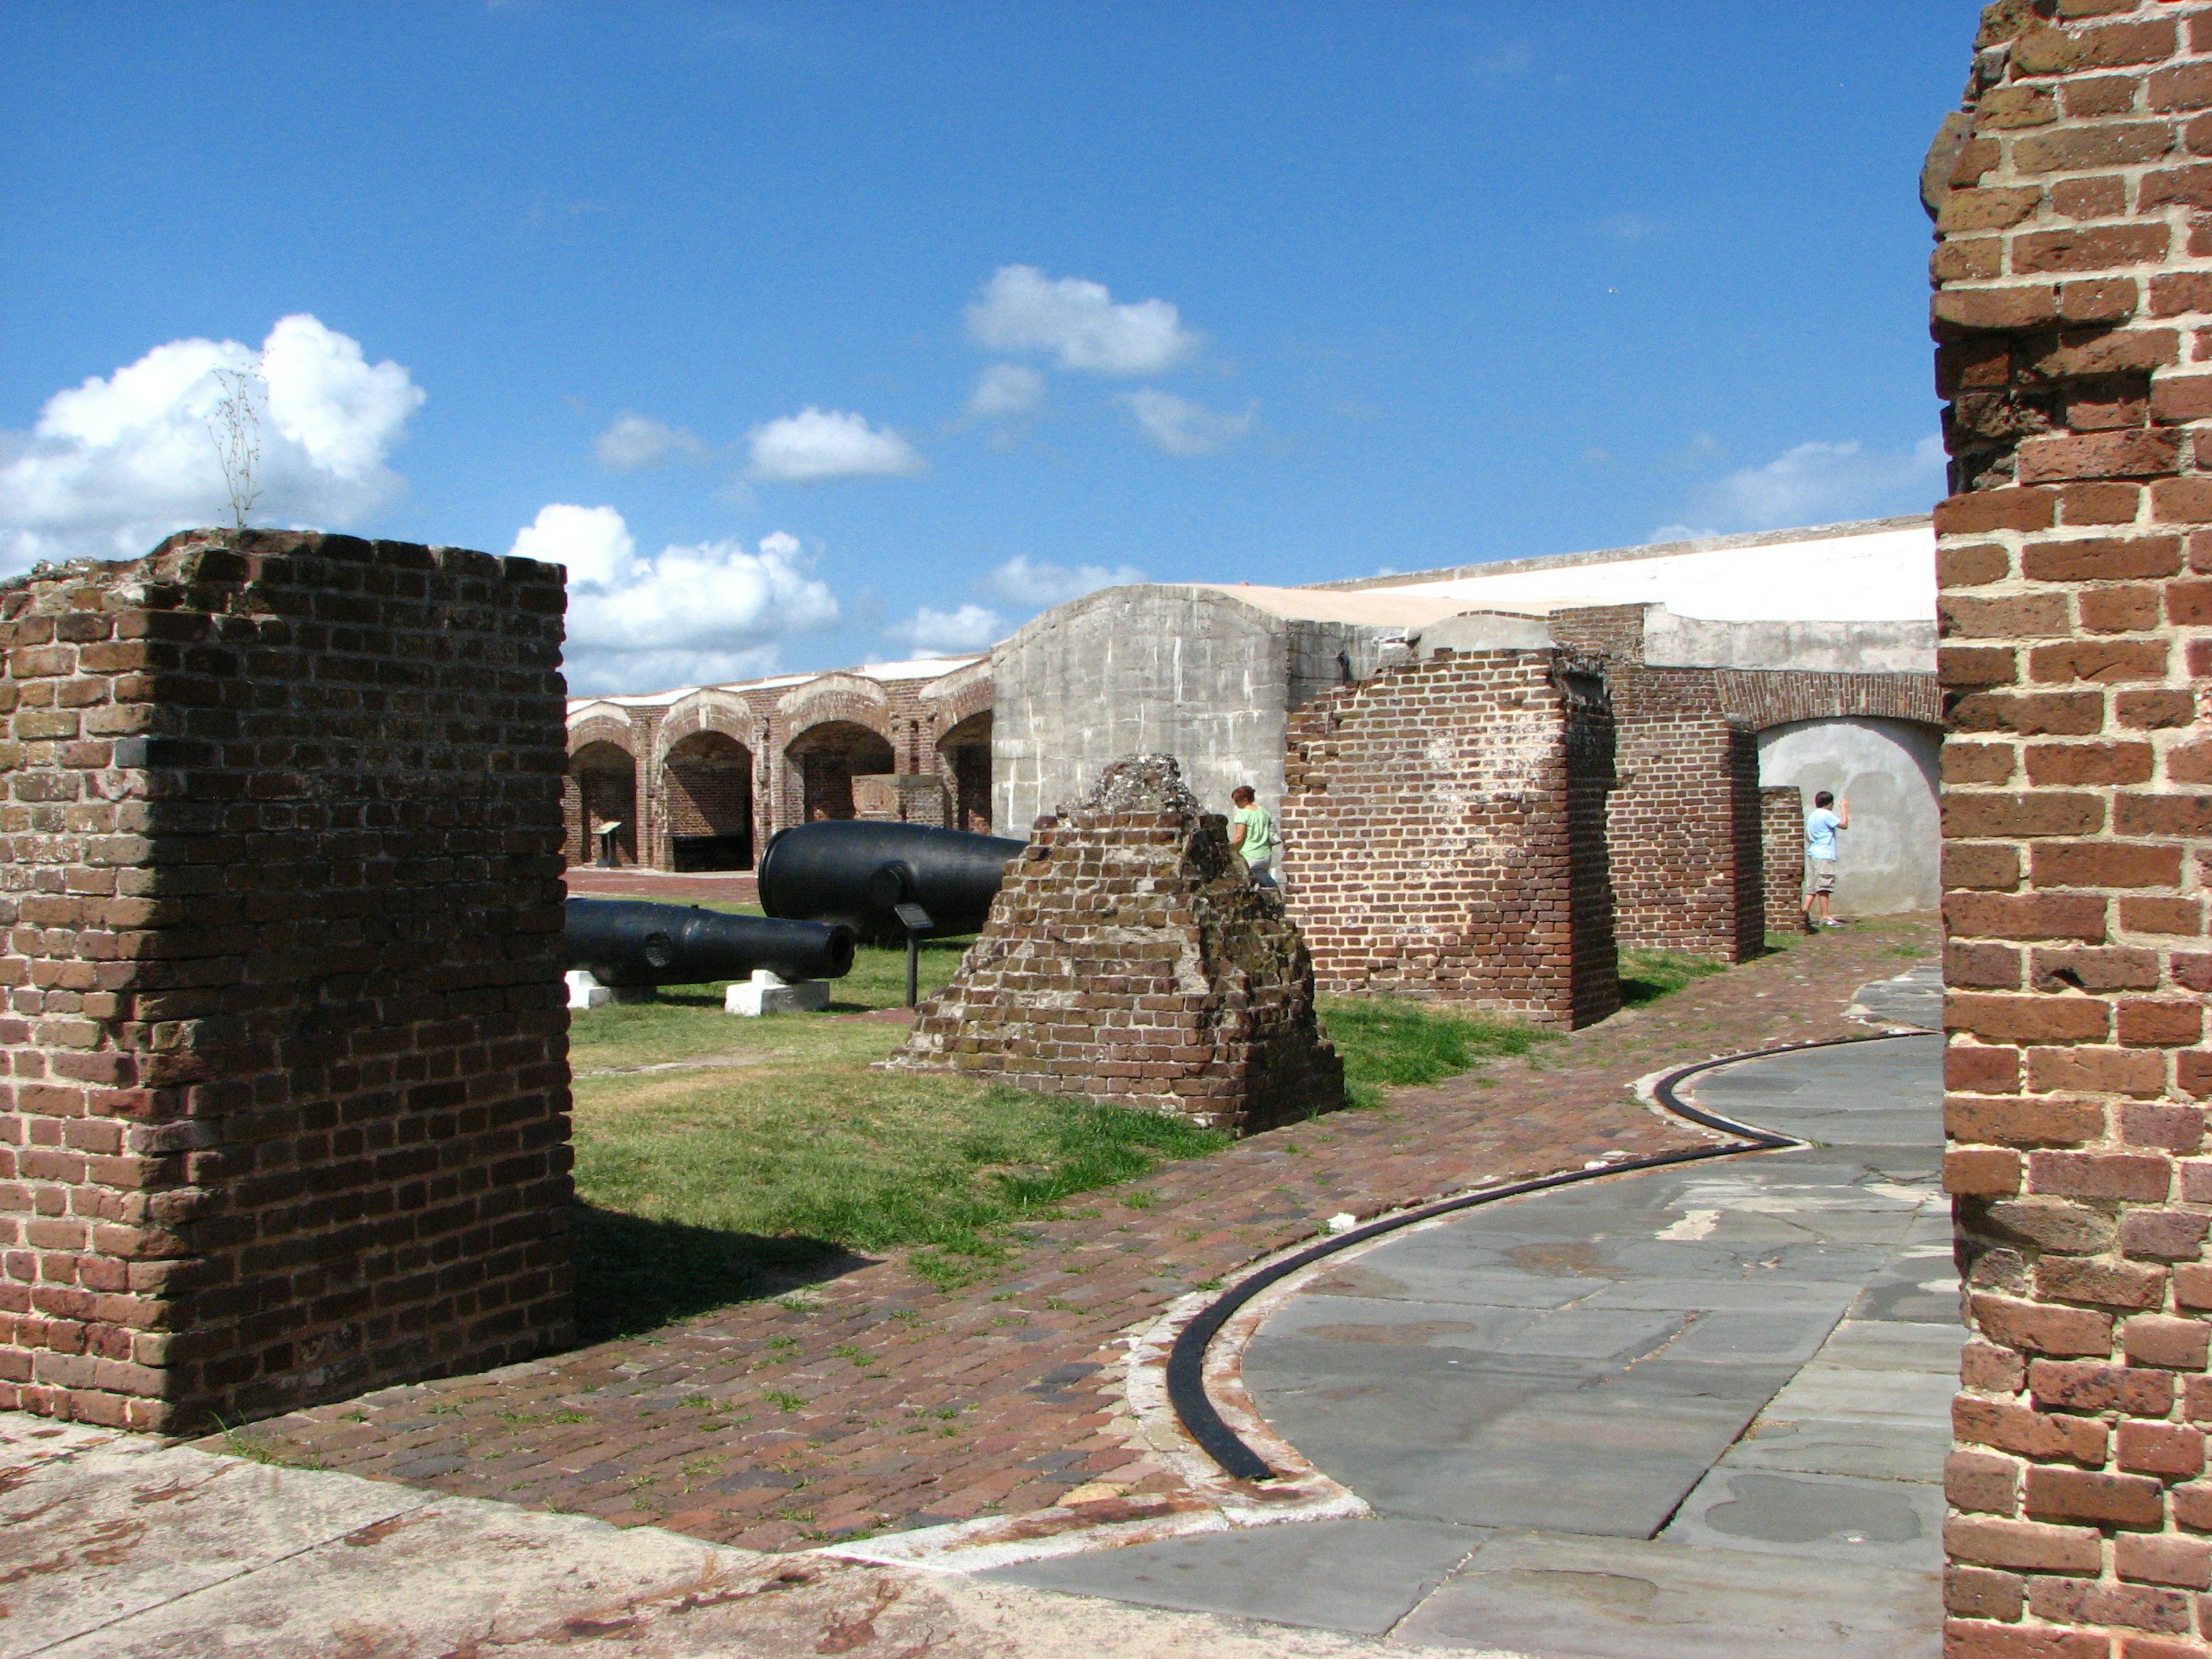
[893,902,934,1009]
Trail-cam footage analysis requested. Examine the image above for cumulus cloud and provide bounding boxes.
[594,412,709,471]
[1656,434,1946,538]
[747,406,927,482]
[978,554,1146,610]
[967,363,1045,419]
[0,313,423,571]
[509,506,840,693]
[1119,388,1256,457]
[509,502,637,588]
[965,266,1197,376]
[885,603,1003,657]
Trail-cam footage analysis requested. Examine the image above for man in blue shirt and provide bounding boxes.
[1804,790,1849,930]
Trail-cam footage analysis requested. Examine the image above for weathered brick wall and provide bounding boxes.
[1760,785,1808,938]
[1930,6,2212,1655]
[1276,648,1619,1027]
[1550,604,1942,962]
[1,529,572,1432]
[891,756,1344,1134]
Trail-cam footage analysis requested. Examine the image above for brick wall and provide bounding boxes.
[1,529,573,1432]
[1760,785,1808,939]
[1551,604,1941,963]
[891,756,1344,1134]
[1277,649,1619,1028]
[1931,6,2212,1656]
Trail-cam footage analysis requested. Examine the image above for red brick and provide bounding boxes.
[2024,1465,2168,1529]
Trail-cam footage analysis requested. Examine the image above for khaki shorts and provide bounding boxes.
[1808,858,1837,896]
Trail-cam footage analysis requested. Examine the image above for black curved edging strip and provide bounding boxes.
[1165,1027,1936,1484]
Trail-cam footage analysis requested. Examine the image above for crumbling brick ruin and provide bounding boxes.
[1280,646,1620,1028]
[890,755,1344,1133]
[1,529,572,1431]
[1931,5,2212,1654]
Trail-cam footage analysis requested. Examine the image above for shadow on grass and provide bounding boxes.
[1617,949,1730,1009]
[571,1203,872,1344]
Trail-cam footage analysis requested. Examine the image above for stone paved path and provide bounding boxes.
[986,1027,1953,1656]
[219,919,1937,1556]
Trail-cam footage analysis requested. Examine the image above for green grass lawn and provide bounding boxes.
[563,910,1715,1340]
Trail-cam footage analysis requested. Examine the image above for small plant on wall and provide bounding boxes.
[203,360,267,529]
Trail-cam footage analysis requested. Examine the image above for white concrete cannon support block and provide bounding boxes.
[565,969,612,1010]
[725,969,831,1016]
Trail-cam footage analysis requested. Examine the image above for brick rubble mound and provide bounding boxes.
[888,755,1344,1135]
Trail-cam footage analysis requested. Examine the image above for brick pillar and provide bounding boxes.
[1278,648,1619,1027]
[1932,6,2212,1654]
[0,529,573,1432]
[1760,785,1807,940]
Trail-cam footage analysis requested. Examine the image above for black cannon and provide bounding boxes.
[757,820,1025,945]
[563,897,854,989]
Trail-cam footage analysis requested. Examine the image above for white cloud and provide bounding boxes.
[885,603,1003,657]
[978,554,1146,610]
[0,313,423,571]
[964,266,1197,376]
[967,362,1045,419]
[594,412,708,471]
[747,406,927,482]
[1119,388,1256,457]
[509,503,636,588]
[1661,434,1946,537]
[508,507,840,694]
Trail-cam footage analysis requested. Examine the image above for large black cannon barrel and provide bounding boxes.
[563,898,854,988]
[757,820,1025,943]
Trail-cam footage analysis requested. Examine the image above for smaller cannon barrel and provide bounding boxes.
[757,820,1025,944]
[564,898,854,988]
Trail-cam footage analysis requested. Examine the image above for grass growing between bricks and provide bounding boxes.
[567,923,1751,1341]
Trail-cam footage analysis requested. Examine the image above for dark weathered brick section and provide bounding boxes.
[0,529,573,1432]
[1930,6,2212,1656]
[1279,647,1620,1027]
[892,756,1343,1134]
[226,918,1931,1552]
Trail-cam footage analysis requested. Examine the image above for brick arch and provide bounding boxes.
[1711,672,1943,733]
[652,689,766,773]
[566,707,640,760]
[918,659,994,738]
[777,674,894,747]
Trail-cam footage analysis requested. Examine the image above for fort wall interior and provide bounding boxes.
[567,526,1944,1006]
[1927,5,2212,1653]
[2,529,573,1433]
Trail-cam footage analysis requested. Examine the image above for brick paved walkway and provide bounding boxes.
[221,918,1937,1554]
[565,866,760,904]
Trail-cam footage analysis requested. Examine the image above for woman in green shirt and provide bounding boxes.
[1228,785,1278,888]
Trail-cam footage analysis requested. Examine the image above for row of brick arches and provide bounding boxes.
[564,706,994,873]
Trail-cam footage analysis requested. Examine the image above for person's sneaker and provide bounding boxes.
[1821,918,1843,927]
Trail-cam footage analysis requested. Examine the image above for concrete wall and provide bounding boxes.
[991,586,1396,831]
[1641,609,1937,675]
[1755,716,1940,915]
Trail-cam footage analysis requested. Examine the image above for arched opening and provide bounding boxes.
[1756,717,1941,915]
[664,730,755,870]
[568,742,638,867]
[787,721,896,824]
[937,710,994,835]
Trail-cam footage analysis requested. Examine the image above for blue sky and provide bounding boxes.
[2,2,1981,692]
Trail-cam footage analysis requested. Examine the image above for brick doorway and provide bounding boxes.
[664,730,755,870]
[938,711,993,834]
[569,741,638,866]
[789,720,896,823]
